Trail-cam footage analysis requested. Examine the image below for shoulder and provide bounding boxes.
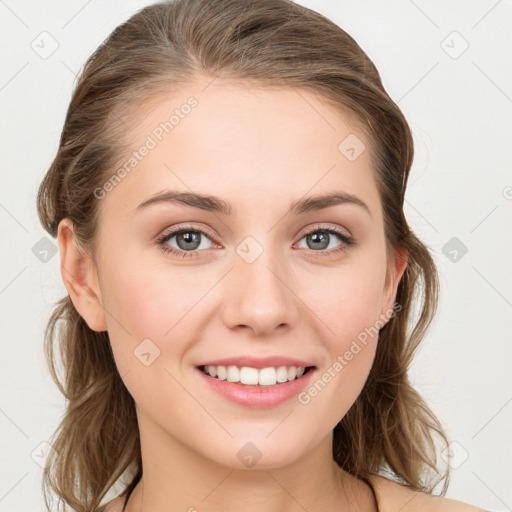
[367,474,489,512]
[97,478,490,512]
[96,495,127,512]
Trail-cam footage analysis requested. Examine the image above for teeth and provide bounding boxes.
[203,365,309,386]
[226,365,240,382]
[216,366,226,380]
[240,366,259,385]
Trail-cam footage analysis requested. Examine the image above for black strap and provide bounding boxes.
[121,483,136,512]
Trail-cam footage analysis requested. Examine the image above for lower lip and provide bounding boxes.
[195,367,316,409]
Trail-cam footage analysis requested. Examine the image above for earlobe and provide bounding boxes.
[57,218,108,332]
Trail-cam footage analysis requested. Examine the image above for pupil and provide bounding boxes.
[178,231,200,250]
[309,232,329,250]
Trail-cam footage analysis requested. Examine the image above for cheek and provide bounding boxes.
[100,264,198,413]
[100,251,216,373]
[308,256,386,346]
[299,255,386,407]
[99,256,170,353]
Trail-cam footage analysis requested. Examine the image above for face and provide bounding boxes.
[59,76,407,471]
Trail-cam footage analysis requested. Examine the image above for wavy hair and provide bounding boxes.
[36,0,450,510]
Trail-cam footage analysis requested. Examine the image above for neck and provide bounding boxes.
[124,408,376,512]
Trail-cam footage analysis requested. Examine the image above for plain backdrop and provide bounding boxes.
[0,0,511,511]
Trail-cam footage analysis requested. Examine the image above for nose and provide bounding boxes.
[221,248,300,337]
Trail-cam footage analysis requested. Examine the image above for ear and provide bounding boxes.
[380,243,408,322]
[57,218,107,332]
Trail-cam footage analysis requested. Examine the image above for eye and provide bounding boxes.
[156,225,217,259]
[156,223,355,260]
[295,225,354,258]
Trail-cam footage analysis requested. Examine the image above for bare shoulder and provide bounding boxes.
[368,474,488,512]
[99,479,490,512]
[419,493,490,512]
[96,495,126,512]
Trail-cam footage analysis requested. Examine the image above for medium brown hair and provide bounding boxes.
[36,0,450,510]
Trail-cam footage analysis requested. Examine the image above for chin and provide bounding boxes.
[197,431,315,471]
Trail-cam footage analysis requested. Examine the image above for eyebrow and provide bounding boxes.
[135,189,372,217]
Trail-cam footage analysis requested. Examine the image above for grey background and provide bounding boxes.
[0,0,511,510]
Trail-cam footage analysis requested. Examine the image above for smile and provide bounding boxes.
[196,364,317,409]
[200,364,311,386]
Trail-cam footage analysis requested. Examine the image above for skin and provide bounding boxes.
[58,76,408,512]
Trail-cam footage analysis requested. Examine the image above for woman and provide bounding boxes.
[36,0,487,510]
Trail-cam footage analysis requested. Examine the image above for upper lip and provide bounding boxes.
[197,356,315,369]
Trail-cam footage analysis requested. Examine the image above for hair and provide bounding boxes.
[36,0,451,510]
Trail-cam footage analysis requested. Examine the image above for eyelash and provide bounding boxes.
[156,224,355,260]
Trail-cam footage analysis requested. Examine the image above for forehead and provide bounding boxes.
[126,77,369,150]
[100,78,380,221]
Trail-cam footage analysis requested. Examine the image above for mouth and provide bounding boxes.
[197,364,316,387]
[195,362,318,409]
